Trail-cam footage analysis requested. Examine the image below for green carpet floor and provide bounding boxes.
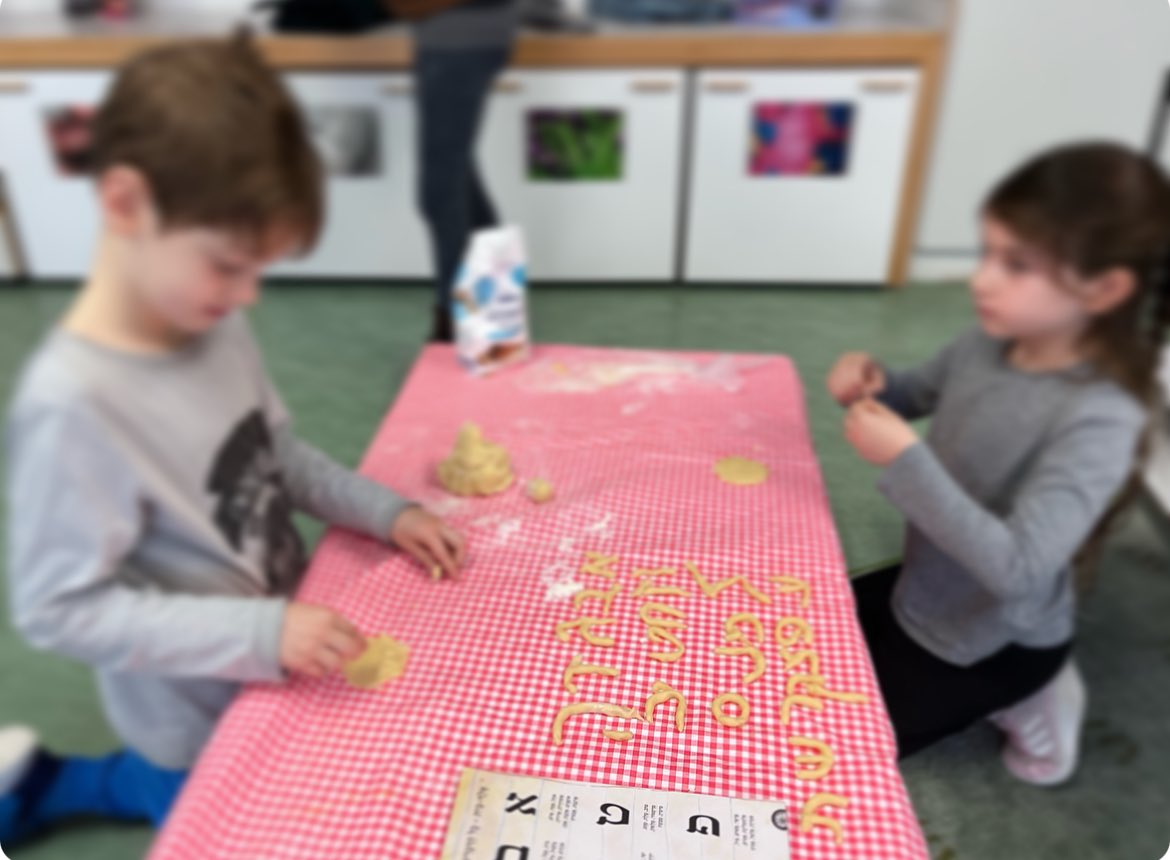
[0,282,1166,859]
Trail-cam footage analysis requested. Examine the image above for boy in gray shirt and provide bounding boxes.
[1,35,464,845]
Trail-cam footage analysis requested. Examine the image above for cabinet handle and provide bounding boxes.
[630,79,676,94]
[861,79,910,94]
[493,79,524,94]
[381,83,413,96]
[705,80,749,95]
[0,80,30,95]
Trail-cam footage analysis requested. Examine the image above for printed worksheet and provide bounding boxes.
[440,769,792,860]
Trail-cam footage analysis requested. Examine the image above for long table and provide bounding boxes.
[150,345,927,860]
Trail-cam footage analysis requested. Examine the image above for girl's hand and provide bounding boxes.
[389,506,466,579]
[827,352,886,407]
[280,603,366,679]
[844,398,919,467]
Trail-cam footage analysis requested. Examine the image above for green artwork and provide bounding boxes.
[527,109,625,181]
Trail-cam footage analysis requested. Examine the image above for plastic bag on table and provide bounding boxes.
[452,225,531,377]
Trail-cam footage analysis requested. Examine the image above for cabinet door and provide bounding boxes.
[685,68,920,284]
[0,71,113,279]
[477,69,685,281]
[271,73,431,279]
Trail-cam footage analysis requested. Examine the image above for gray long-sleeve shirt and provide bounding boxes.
[5,314,411,769]
[875,328,1145,666]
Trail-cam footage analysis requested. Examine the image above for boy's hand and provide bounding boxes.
[844,398,919,467]
[390,506,466,579]
[280,603,366,679]
[827,352,886,407]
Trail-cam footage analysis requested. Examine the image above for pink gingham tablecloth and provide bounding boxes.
[150,345,927,860]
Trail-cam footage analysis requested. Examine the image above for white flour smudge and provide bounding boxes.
[493,518,523,547]
[426,496,468,517]
[545,579,584,601]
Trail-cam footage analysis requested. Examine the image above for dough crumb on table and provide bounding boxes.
[527,477,555,504]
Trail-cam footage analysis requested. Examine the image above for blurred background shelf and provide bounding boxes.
[0,2,950,284]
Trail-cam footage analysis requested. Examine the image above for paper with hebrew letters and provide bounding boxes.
[441,768,791,860]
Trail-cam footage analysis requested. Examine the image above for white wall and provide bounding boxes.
[912,0,1170,280]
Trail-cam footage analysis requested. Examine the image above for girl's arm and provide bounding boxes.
[876,333,968,421]
[877,399,1144,600]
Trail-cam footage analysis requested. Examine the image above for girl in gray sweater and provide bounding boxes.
[829,143,1168,786]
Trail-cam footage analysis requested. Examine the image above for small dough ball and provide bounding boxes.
[527,478,555,504]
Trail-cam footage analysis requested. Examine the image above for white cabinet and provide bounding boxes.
[476,69,686,281]
[0,66,925,284]
[0,71,431,280]
[684,68,920,284]
[270,73,431,280]
[0,71,112,279]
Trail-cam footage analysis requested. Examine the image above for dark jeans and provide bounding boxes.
[853,565,1072,758]
[414,42,512,308]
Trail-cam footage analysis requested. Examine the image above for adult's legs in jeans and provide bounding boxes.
[414,44,510,341]
[467,159,499,234]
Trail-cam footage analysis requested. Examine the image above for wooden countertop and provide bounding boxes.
[0,13,948,69]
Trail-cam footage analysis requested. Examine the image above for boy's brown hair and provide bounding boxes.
[91,31,324,253]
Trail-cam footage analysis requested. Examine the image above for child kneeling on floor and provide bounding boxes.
[830,142,1167,785]
[1,34,465,845]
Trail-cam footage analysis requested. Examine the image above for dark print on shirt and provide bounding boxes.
[207,410,305,590]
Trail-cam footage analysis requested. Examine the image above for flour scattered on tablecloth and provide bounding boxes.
[492,518,523,546]
[470,513,507,530]
[535,504,618,601]
[425,496,469,517]
[544,579,584,601]
[515,352,765,396]
[584,512,615,539]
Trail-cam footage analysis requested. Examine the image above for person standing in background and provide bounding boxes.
[383,0,519,343]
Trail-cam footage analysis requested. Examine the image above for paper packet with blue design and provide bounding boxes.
[452,226,531,376]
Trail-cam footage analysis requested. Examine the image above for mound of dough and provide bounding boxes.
[437,423,515,497]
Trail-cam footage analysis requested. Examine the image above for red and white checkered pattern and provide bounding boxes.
[150,345,927,860]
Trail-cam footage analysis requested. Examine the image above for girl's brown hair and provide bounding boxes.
[985,142,1170,580]
[91,31,324,253]
[985,142,1170,402]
